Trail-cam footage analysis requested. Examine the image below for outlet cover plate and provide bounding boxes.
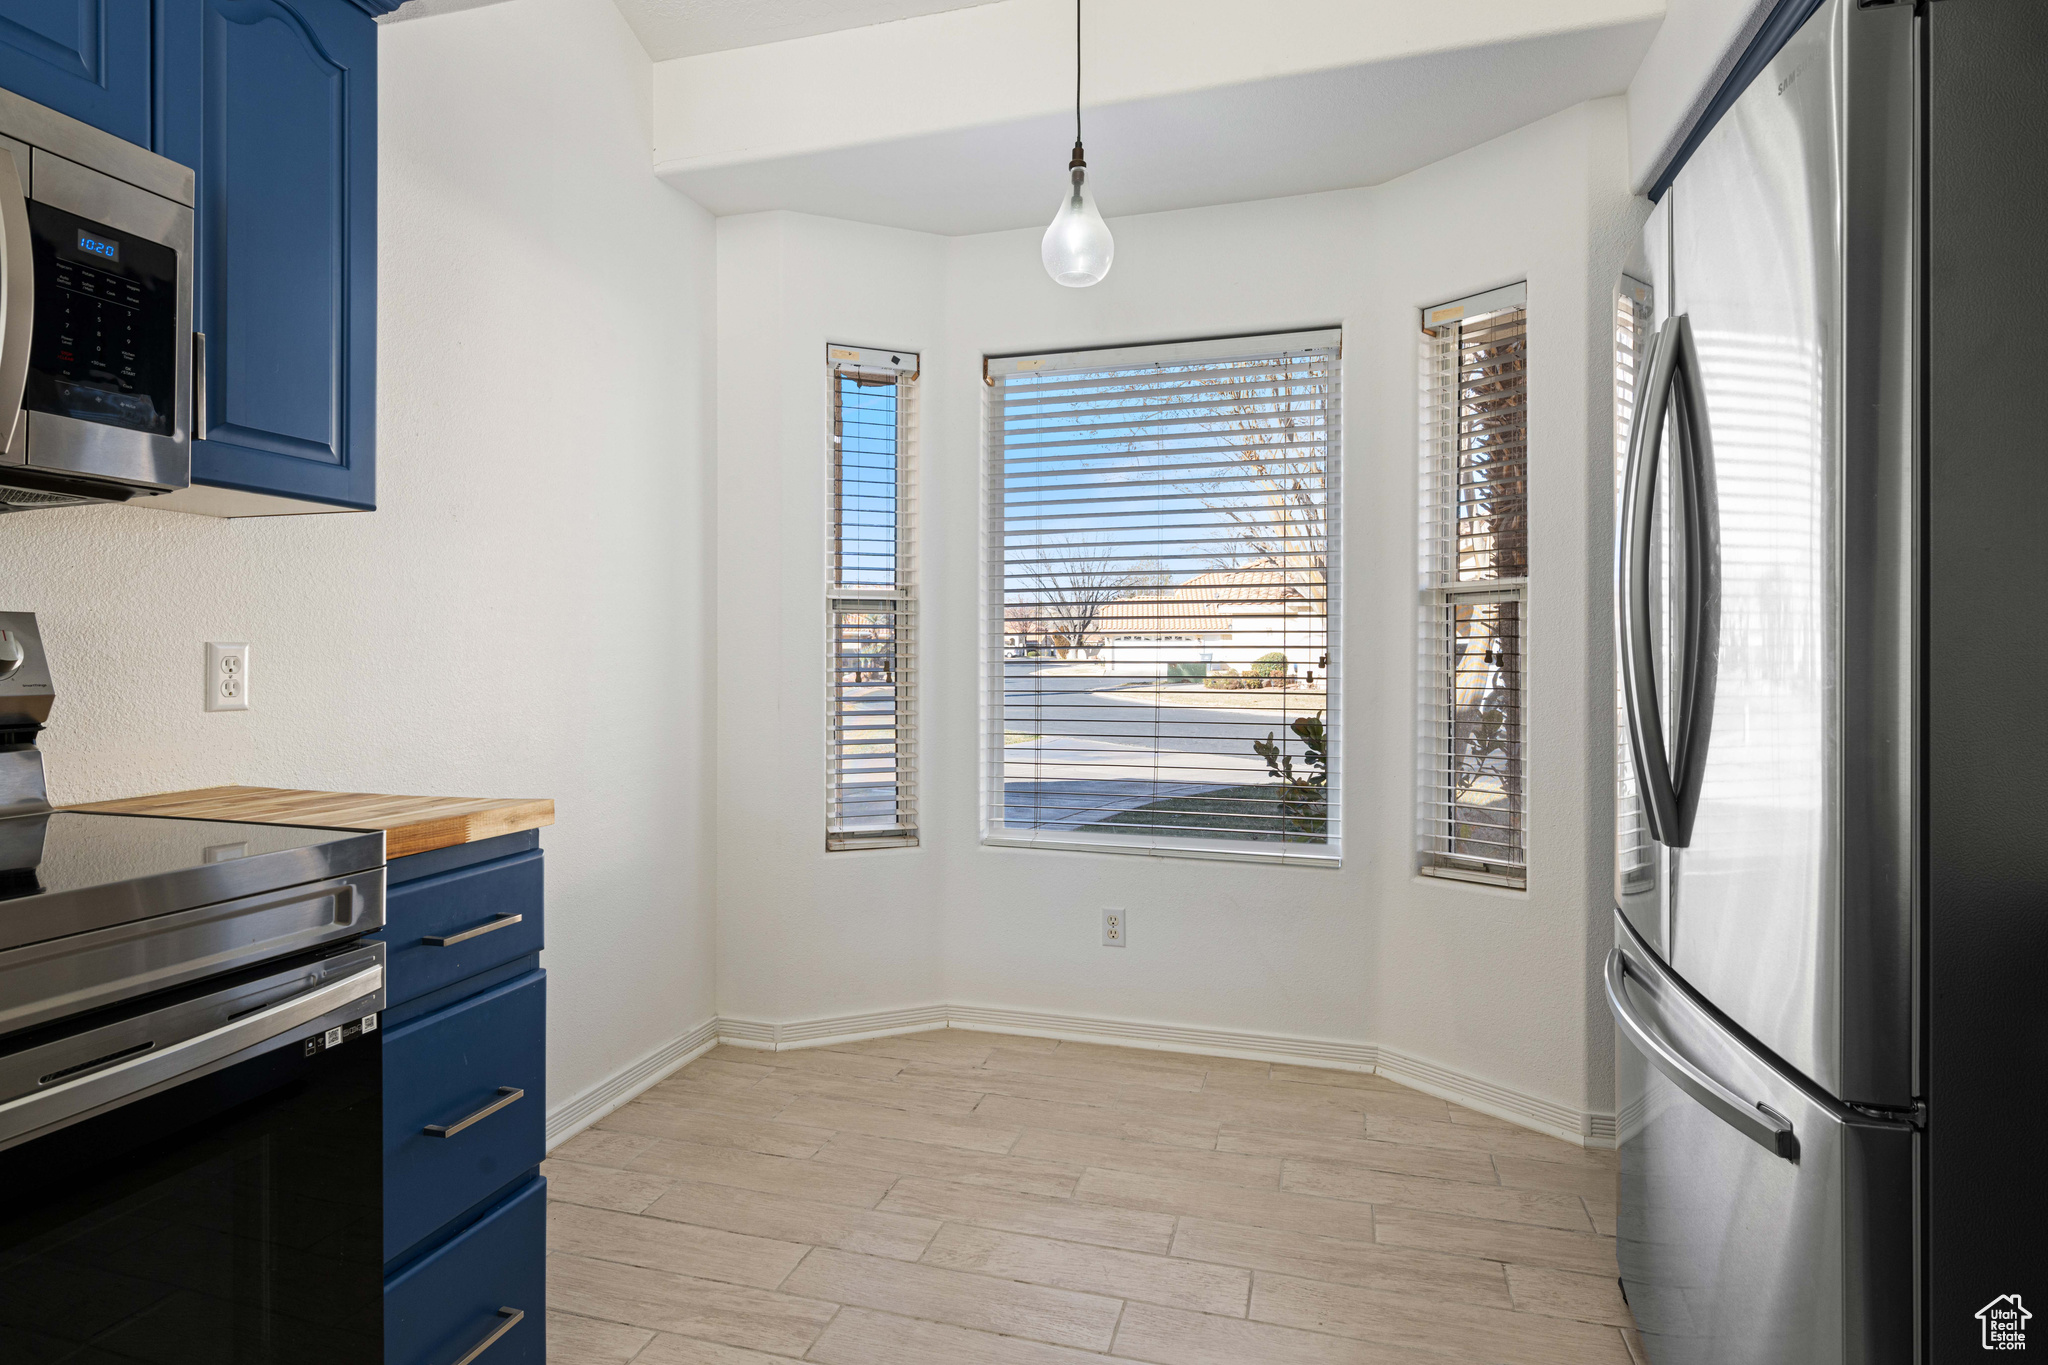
[206,642,249,712]
[1102,907,1125,948]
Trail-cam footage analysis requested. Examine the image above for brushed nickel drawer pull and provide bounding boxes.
[425,1086,524,1138]
[451,1307,524,1365]
[423,913,523,947]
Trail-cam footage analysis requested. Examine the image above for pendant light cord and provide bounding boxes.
[1069,0,1085,170]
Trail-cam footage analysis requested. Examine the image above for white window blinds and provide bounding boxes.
[985,330,1342,864]
[1419,285,1529,887]
[1614,279,1656,893]
[827,345,918,851]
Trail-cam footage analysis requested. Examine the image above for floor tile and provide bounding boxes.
[772,1094,1021,1153]
[639,1179,941,1261]
[971,1092,1222,1149]
[1493,1154,1620,1202]
[811,1131,1085,1199]
[780,1247,1123,1351]
[1010,1127,1284,1188]
[981,1047,1210,1092]
[545,1309,654,1364]
[606,1137,897,1209]
[1170,1218,1511,1309]
[1280,1159,1593,1231]
[546,1252,837,1356]
[1250,1272,1635,1364]
[1372,1208,1618,1276]
[807,1306,1108,1364]
[547,1202,810,1289]
[545,1031,1639,1365]
[1504,1262,1633,1326]
[542,1158,675,1215]
[1216,1130,1498,1184]
[1075,1168,1377,1244]
[878,1175,1177,1253]
[749,1071,987,1118]
[632,1332,804,1363]
[1109,1301,1442,1364]
[1362,1114,1613,1166]
[597,1105,836,1159]
[923,1222,1252,1316]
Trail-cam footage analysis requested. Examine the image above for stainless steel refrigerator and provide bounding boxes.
[1610,0,2045,1360]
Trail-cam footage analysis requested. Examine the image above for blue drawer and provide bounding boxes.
[372,849,543,1009]
[385,1174,546,1365]
[384,970,545,1263]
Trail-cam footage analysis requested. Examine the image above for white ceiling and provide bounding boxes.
[382,0,1006,53]
[612,0,1008,59]
[654,1,1663,235]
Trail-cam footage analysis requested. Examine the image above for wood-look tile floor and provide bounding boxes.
[543,1031,1644,1365]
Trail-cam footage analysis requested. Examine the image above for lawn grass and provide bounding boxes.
[1081,784,1327,844]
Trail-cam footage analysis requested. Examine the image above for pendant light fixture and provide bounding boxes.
[1042,0,1112,287]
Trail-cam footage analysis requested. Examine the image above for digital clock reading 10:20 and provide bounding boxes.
[74,229,119,264]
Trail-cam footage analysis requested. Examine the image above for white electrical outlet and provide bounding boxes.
[1102,907,1125,948]
[206,642,249,712]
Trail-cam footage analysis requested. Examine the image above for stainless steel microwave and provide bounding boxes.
[0,89,193,511]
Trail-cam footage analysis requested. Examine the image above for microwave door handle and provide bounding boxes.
[1618,316,1683,845]
[0,150,31,452]
[192,331,206,440]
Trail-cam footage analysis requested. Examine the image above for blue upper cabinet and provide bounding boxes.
[0,1,152,145]
[156,0,377,512]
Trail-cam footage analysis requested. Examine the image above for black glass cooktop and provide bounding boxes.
[0,812,383,950]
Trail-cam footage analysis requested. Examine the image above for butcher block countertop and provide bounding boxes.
[66,786,554,860]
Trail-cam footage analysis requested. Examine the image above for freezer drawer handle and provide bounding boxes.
[450,1307,525,1365]
[1604,948,1798,1160]
[424,1086,524,1138]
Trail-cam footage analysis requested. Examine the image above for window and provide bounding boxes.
[1614,278,1656,893]
[984,330,1341,864]
[826,345,918,851]
[1419,285,1528,886]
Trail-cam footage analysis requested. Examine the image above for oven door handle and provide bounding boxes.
[0,147,33,452]
[0,960,384,1151]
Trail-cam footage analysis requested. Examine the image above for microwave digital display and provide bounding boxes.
[74,229,119,264]
[24,201,178,438]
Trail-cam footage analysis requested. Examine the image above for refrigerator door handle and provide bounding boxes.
[1605,946,1799,1160]
[1617,313,1714,847]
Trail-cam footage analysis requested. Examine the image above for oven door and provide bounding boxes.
[0,941,383,1363]
[0,137,191,499]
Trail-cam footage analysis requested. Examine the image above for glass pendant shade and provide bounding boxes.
[1042,167,1113,287]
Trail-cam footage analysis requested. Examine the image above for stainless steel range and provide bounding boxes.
[0,610,389,1361]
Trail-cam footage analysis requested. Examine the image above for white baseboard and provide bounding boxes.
[546,1016,720,1149]
[709,1002,1615,1149]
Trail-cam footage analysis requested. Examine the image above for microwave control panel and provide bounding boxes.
[24,200,179,438]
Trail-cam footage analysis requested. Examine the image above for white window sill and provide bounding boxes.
[983,829,1341,869]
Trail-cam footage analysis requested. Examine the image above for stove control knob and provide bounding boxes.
[0,631,23,680]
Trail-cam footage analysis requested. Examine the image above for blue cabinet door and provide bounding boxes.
[156,0,374,509]
[386,1175,546,1365]
[0,1,151,145]
[383,969,546,1264]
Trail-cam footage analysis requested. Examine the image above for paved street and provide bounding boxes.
[1000,664,1325,831]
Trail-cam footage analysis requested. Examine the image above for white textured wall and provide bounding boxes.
[717,98,1644,1123]
[1625,0,1774,190]
[0,0,719,1126]
[714,212,949,1023]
